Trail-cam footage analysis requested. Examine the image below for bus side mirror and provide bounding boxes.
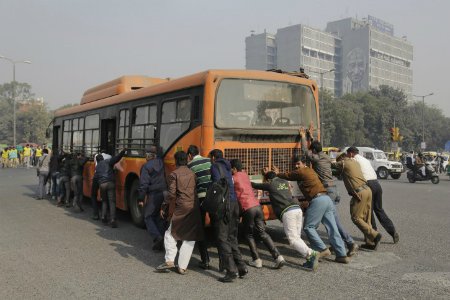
[45,128,51,139]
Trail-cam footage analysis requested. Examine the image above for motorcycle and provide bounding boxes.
[406,163,439,184]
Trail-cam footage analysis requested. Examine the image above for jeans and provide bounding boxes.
[71,175,83,209]
[164,223,196,270]
[303,195,347,257]
[327,185,354,247]
[38,171,49,199]
[59,176,71,204]
[100,181,116,221]
[212,201,245,274]
[367,180,396,237]
[51,172,60,198]
[242,205,280,260]
[281,208,312,257]
[91,178,100,216]
[144,191,167,240]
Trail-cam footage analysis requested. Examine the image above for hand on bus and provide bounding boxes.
[160,209,166,219]
[271,165,280,174]
[299,127,306,137]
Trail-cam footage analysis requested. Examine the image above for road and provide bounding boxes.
[1,167,449,299]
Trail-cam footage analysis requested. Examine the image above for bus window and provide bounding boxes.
[72,117,84,154]
[215,79,317,129]
[118,109,130,150]
[130,105,157,155]
[160,98,191,152]
[62,119,72,152]
[84,114,100,156]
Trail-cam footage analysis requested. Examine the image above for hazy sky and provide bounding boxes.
[1,0,449,116]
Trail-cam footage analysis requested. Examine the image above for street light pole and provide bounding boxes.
[413,92,434,149]
[0,55,32,146]
[309,68,335,145]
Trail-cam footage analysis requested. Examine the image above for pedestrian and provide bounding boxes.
[91,151,112,220]
[36,149,50,200]
[230,158,285,269]
[137,146,168,251]
[96,149,126,228]
[209,149,247,283]
[1,148,8,168]
[57,152,72,207]
[49,150,60,201]
[300,128,358,256]
[156,151,204,275]
[186,145,211,269]
[23,144,31,168]
[69,153,88,212]
[347,147,399,244]
[9,147,18,168]
[35,146,43,166]
[334,152,382,250]
[251,169,320,270]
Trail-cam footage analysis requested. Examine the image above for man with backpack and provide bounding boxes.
[206,149,247,283]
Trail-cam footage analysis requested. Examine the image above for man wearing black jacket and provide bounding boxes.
[69,153,88,212]
[95,149,126,228]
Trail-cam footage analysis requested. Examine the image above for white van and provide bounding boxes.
[344,147,403,179]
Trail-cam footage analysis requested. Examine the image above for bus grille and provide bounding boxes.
[224,148,302,176]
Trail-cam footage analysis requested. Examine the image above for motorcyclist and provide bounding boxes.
[415,153,426,177]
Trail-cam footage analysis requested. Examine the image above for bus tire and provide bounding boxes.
[129,179,145,228]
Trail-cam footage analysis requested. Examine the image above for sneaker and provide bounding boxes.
[238,267,248,278]
[347,243,359,257]
[273,255,285,269]
[248,259,262,268]
[393,232,400,244]
[302,250,319,271]
[319,248,332,260]
[335,256,350,264]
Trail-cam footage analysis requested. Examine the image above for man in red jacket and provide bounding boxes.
[230,159,285,269]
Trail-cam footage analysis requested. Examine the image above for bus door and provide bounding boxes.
[101,119,116,155]
[52,126,60,150]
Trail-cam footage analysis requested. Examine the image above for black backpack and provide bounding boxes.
[203,163,230,223]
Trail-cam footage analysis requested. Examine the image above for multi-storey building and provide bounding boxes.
[245,16,413,98]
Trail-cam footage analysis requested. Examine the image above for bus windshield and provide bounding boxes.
[215,79,317,129]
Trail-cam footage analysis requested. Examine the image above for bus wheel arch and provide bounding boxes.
[125,173,145,228]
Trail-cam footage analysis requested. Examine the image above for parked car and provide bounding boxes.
[344,147,403,179]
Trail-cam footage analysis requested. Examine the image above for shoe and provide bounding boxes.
[248,259,262,268]
[360,244,376,251]
[218,272,237,283]
[110,220,118,228]
[319,248,332,260]
[335,256,350,264]
[302,250,319,271]
[393,232,400,244]
[198,261,210,270]
[273,255,286,269]
[102,218,108,225]
[328,246,335,254]
[373,233,382,250]
[65,202,71,208]
[156,261,175,272]
[347,243,359,257]
[91,214,100,220]
[56,200,63,207]
[238,267,248,278]
[177,267,187,275]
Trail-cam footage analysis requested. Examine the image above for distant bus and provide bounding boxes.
[52,69,320,226]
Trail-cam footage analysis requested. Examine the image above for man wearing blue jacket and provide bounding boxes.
[138,146,168,251]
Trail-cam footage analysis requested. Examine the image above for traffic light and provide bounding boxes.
[389,128,395,141]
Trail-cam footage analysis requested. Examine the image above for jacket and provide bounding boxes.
[69,156,88,177]
[301,136,334,185]
[164,165,204,241]
[251,177,299,220]
[137,157,167,201]
[277,167,327,201]
[210,158,237,202]
[38,154,50,173]
[233,171,260,212]
[95,150,126,184]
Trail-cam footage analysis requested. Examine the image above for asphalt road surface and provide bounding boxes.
[1,167,449,299]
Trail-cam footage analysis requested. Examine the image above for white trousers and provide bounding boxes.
[164,223,196,270]
[281,208,312,258]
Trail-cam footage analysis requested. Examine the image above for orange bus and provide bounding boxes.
[52,69,320,227]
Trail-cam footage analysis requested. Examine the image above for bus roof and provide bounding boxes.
[54,69,317,118]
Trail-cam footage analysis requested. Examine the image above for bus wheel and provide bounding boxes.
[129,179,145,228]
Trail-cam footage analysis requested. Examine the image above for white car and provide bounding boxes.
[344,147,403,179]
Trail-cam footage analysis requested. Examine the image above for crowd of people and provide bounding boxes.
[1,144,47,169]
[5,128,401,283]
